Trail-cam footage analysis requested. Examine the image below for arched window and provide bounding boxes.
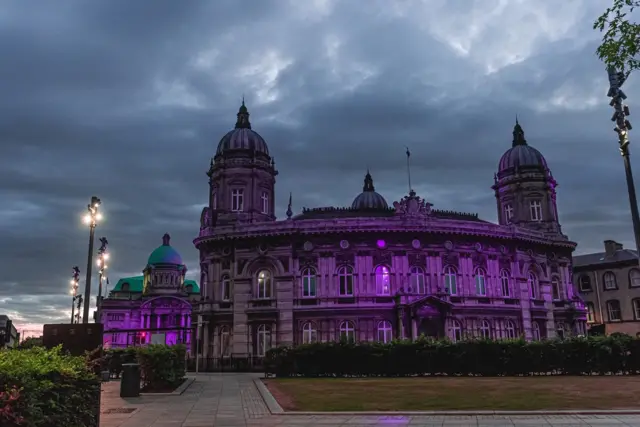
[528,272,538,299]
[479,320,491,339]
[257,270,272,299]
[531,322,540,341]
[220,326,231,357]
[606,300,621,321]
[474,267,486,296]
[375,265,391,295]
[630,269,640,288]
[579,275,592,292]
[551,277,561,300]
[603,271,617,290]
[301,268,316,297]
[302,322,317,344]
[444,265,458,295]
[409,266,426,294]
[338,265,354,296]
[451,319,462,342]
[586,302,596,323]
[505,320,516,339]
[500,269,510,297]
[256,324,271,356]
[339,320,355,342]
[377,320,393,343]
[221,276,231,301]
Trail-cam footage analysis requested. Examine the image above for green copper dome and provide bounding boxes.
[147,233,183,266]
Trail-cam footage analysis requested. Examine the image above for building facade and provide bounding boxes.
[100,234,200,349]
[192,105,587,360]
[0,315,19,349]
[574,240,640,336]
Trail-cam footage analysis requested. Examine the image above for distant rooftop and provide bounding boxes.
[573,240,639,268]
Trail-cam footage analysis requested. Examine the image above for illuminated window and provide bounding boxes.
[474,268,486,296]
[256,324,271,356]
[409,266,426,294]
[338,266,354,296]
[302,322,317,344]
[528,272,538,299]
[339,320,355,342]
[257,270,271,299]
[444,265,458,295]
[301,268,316,297]
[377,320,392,343]
[500,269,510,297]
[375,265,391,295]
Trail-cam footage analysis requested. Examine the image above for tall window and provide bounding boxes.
[474,268,486,296]
[531,322,540,341]
[586,302,596,323]
[444,265,458,295]
[256,324,271,356]
[500,269,510,297]
[528,272,538,299]
[551,277,561,300]
[633,299,640,320]
[607,300,621,321]
[220,326,231,356]
[631,269,640,288]
[212,191,217,210]
[451,320,462,342]
[529,200,542,221]
[338,265,354,296]
[504,204,513,222]
[302,322,317,344]
[479,320,491,339]
[409,266,426,294]
[231,189,244,212]
[377,320,393,343]
[375,265,391,295]
[301,268,317,297]
[339,320,355,342]
[261,191,269,214]
[603,271,617,290]
[579,275,592,292]
[257,270,272,299]
[221,276,231,301]
[505,320,516,339]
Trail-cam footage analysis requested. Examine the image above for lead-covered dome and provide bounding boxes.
[498,120,548,172]
[147,233,183,266]
[216,101,269,156]
[351,171,389,210]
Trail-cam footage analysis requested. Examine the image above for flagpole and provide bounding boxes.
[405,147,412,193]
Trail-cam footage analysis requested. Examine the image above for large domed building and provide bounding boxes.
[191,103,586,364]
[99,234,200,348]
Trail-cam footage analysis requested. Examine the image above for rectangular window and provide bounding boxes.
[231,189,244,212]
[107,313,124,322]
[339,275,353,296]
[504,204,513,222]
[529,200,542,221]
[212,191,217,210]
[303,276,316,297]
[607,302,621,321]
[634,300,640,320]
[587,303,595,323]
[261,192,269,214]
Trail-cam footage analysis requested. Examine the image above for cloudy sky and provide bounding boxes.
[0,0,632,332]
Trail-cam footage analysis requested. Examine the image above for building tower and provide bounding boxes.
[493,120,562,235]
[142,233,189,295]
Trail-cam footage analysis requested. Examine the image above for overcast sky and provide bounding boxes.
[0,0,633,332]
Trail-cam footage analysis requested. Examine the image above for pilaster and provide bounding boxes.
[276,277,294,346]
[542,282,556,339]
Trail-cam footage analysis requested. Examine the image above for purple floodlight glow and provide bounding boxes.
[376,239,386,248]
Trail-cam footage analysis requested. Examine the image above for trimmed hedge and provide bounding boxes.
[0,346,100,427]
[265,334,640,377]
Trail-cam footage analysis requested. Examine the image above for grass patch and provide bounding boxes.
[264,376,640,411]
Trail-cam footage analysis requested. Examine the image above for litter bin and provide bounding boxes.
[120,363,140,398]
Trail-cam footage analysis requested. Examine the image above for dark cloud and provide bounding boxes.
[0,0,629,328]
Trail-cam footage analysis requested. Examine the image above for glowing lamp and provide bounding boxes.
[83,214,91,224]
[376,239,386,249]
[96,213,103,221]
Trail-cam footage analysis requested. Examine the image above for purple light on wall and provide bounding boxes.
[376,239,386,248]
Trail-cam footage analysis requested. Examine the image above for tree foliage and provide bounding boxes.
[595,0,640,77]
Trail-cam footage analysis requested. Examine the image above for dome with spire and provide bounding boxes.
[351,171,389,210]
[216,100,270,157]
[147,233,184,266]
[498,119,548,173]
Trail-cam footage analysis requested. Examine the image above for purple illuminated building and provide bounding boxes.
[99,234,200,349]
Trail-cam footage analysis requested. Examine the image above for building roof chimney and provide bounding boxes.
[604,240,624,257]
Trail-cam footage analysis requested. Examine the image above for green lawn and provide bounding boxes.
[264,376,640,411]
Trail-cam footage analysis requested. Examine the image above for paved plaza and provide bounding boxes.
[100,373,640,427]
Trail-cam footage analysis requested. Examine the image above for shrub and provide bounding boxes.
[265,335,640,377]
[0,346,100,427]
[136,345,186,392]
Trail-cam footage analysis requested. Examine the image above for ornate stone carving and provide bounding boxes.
[518,259,526,274]
[472,253,487,269]
[237,259,248,274]
[299,256,318,269]
[442,252,459,267]
[392,191,433,216]
[373,251,392,266]
[408,253,426,268]
[279,257,290,272]
[499,257,511,271]
[336,252,355,265]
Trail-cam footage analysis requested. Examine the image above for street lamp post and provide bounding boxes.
[82,196,102,323]
[70,266,80,324]
[607,68,640,260]
[96,237,109,324]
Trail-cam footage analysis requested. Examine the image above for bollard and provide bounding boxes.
[120,363,140,398]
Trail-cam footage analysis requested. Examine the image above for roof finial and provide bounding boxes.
[286,192,293,219]
[512,117,527,147]
[363,170,375,192]
[235,96,251,129]
[162,233,171,246]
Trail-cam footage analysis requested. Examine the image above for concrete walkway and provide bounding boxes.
[100,373,640,426]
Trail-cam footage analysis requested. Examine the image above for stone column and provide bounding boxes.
[203,322,210,357]
[411,317,418,340]
[276,277,293,346]
[542,282,556,339]
[518,277,533,341]
[232,278,251,355]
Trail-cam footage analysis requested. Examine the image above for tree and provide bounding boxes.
[16,336,43,349]
[594,0,640,77]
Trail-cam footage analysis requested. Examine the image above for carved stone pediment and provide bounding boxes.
[373,251,393,267]
[392,191,433,217]
[442,252,459,267]
[472,253,487,269]
[299,256,318,269]
[408,253,426,268]
[336,252,355,265]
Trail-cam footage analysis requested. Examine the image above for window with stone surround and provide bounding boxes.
[479,319,491,339]
[257,270,272,299]
[451,319,462,342]
[551,277,561,300]
[586,302,596,323]
[339,320,355,342]
[474,267,487,296]
[409,266,426,294]
[220,326,231,357]
[221,276,231,301]
[504,203,514,222]
[256,324,271,356]
[579,275,592,292]
[231,188,244,212]
[630,269,640,288]
[444,265,458,295]
[377,320,392,343]
[603,271,618,290]
[374,265,391,295]
[529,200,542,221]
[212,191,217,210]
[301,268,317,297]
[531,322,541,341]
[302,322,317,344]
[499,269,511,297]
[633,299,640,320]
[606,300,621,322]
[505,320,517,339]
[338,265,354,296]
[528,272,539,299]
[260,191,269,214]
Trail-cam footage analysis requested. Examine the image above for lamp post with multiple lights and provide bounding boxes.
[607,68,640,260]
[82,196,102,323]
[70,266,80,324]
[96,237,109,323]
